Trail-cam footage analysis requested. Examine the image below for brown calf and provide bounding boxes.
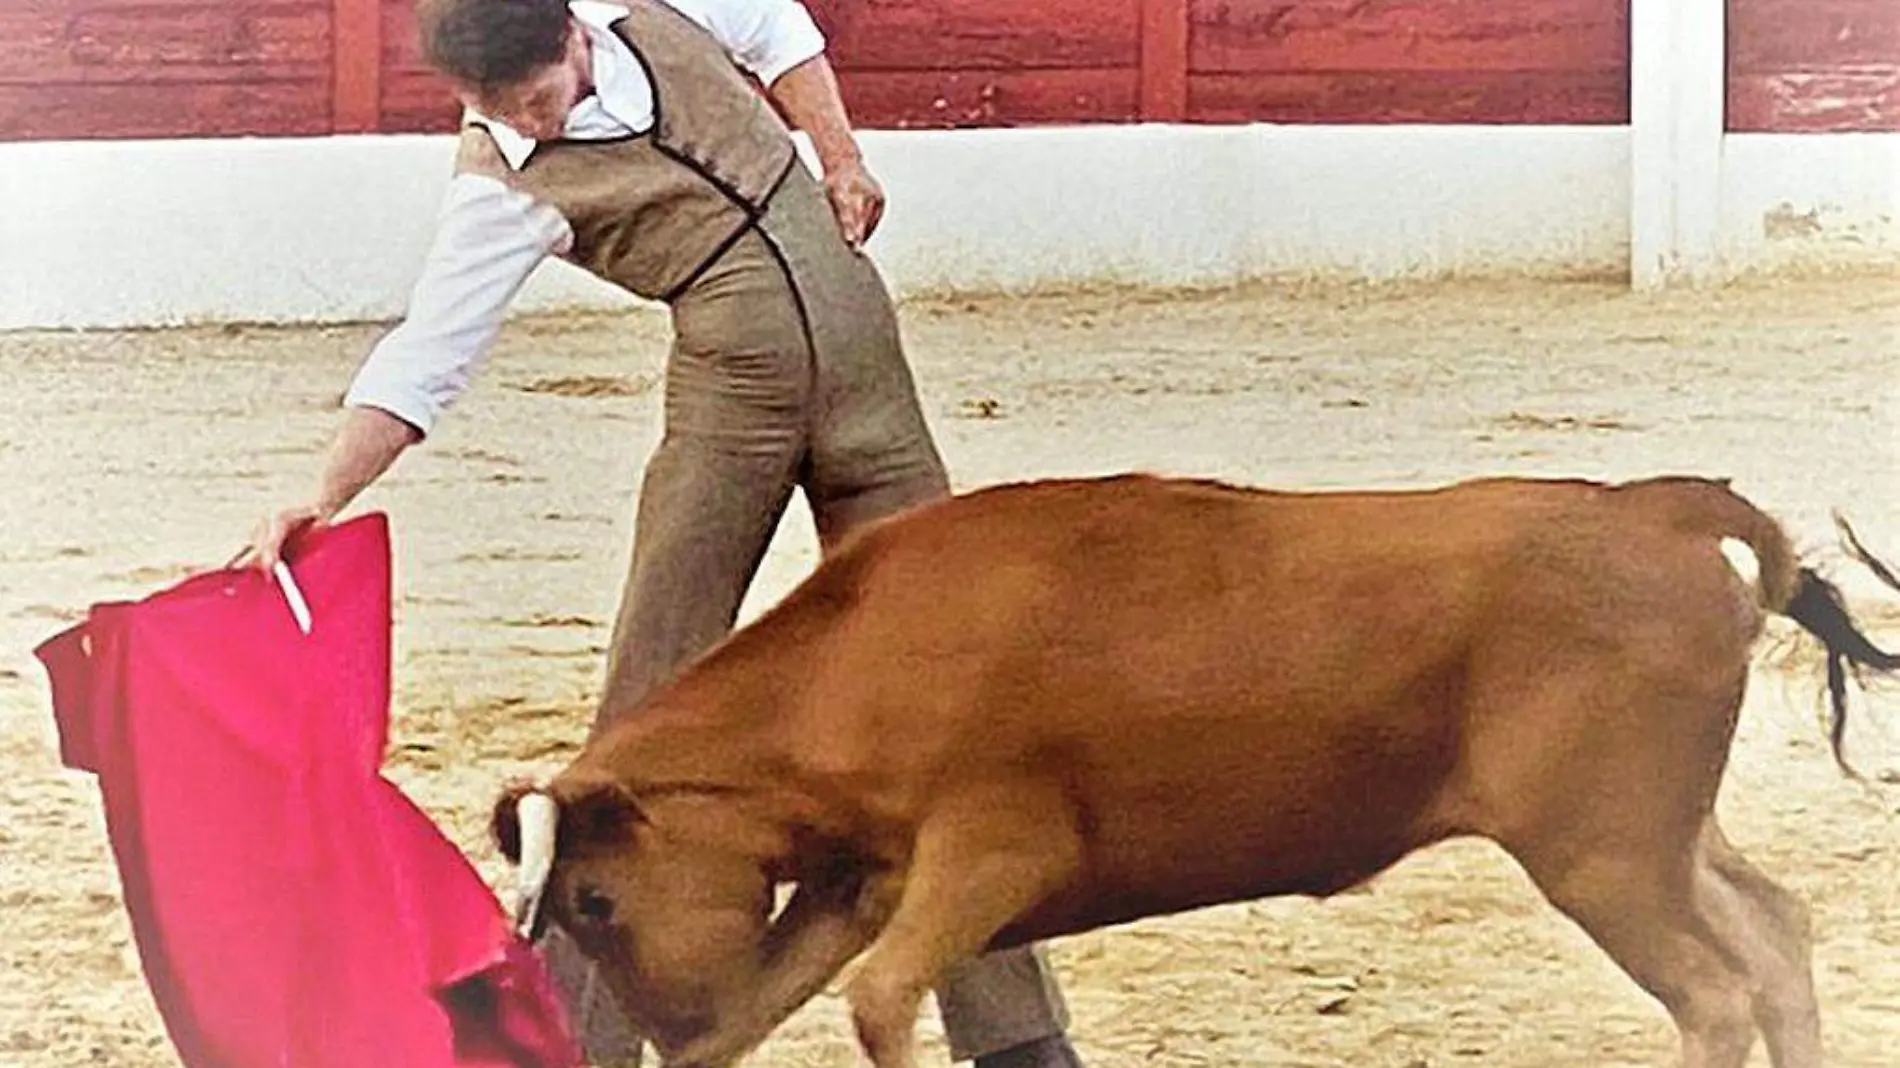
[494,473,1900,1068]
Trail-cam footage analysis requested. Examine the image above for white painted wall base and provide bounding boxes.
[1719,133,1900,276]
[0,124,1625,331]
[0,121,1892,331]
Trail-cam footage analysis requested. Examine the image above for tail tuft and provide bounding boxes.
[1775,515,1900,780]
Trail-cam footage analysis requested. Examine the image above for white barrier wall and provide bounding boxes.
[0,124,1634,331]
[1719,134,1900,275]
[1628,0,1900,286]
[0,120,1892,330]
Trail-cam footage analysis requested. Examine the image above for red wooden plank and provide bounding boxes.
[837,69,1141,128]
[382,70,1146,135]
[1728,70,1900,132]
[0,5,330,84]
[381,0,426,71]
[380,69,464,133]
[36,0,293,8]
[378,0,451,131]
[0,81,331,140]
[1191,0,1627,74]
[1188,69,1629,125]
[816,0,1140,71]
[1729,0,1900,72]
[1140,0,1190,120]
[333,0,381,132]
[13,0,307,14]
[801,0,848,42]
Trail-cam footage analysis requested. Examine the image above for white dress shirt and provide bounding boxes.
[342,0,825,436]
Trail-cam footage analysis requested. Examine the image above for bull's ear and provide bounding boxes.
[491,777,540,864]
[553,773,645,850]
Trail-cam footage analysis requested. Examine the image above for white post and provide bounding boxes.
[1629,0,1727,289]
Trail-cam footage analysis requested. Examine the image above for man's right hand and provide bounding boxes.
[238,503,335,572]
[236,406,423,573]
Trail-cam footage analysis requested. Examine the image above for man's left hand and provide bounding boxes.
[824,159,885,250]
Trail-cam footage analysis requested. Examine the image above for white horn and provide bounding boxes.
[513,790,559,938]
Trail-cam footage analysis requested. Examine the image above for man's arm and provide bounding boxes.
[766,54,883,247]
[662,0,884,246]
[342,127,570,436]
[242,404,424,572]
[245,128,571,569]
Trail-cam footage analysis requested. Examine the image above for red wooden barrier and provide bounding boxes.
[1140,0,1189,121]
[0,0,332,140]
[3,0,1896,141]
[333,0,382,132]
[810,0,1143,127]
[380,0,459,132]
[1728,0,1900,132]
[1187,0,1629,124]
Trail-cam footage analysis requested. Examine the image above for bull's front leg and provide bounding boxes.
[664,873,893,1068]
[844,789,1081,1068]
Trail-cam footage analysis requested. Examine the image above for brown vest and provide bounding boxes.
[494,0,799,302]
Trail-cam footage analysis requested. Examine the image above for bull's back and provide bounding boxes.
[790,482,1509,878]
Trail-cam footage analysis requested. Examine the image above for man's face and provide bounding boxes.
[456,19,590,141]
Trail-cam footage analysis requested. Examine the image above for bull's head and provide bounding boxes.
[492,772,775,1062]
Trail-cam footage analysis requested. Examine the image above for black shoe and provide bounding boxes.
[973,1035,1087,1068]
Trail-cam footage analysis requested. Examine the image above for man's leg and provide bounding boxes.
[549,422,802,1068]
[542,926,648,1068]
[789,241,1082,1068]
[933,947,1078,1067]
[593,238,815,733]
[593,430,800,734]
[806,427,1080,1066]
[556,240,814,1065]
[805,430,1079,1066]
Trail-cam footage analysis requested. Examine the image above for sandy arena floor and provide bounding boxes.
[2,275,1898,1067]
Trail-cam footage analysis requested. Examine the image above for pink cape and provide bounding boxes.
[33,513,583,1068]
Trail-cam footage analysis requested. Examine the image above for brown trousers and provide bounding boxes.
[549,163,1070,1065]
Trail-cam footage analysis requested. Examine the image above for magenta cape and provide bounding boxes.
[34,514,583,1068]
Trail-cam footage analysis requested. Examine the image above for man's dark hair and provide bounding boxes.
[418,0,571,90]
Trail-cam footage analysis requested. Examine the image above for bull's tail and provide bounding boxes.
[1699,483,1900,777]
[1628,477,1900,777]
[1779,549,1900,777]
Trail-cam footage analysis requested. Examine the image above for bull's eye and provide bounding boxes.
[576,884,615,924]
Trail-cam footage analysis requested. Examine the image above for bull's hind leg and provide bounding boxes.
[1511,839,1758,1068]
[844,788,1082,1068]
[1697,822,1822,1068]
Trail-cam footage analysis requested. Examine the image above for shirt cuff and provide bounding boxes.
[341,367,443,438]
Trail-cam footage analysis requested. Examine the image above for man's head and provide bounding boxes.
[418,0,592,140]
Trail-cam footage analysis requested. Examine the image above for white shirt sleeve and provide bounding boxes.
[342,174,573,437]
[659,0,827,85]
